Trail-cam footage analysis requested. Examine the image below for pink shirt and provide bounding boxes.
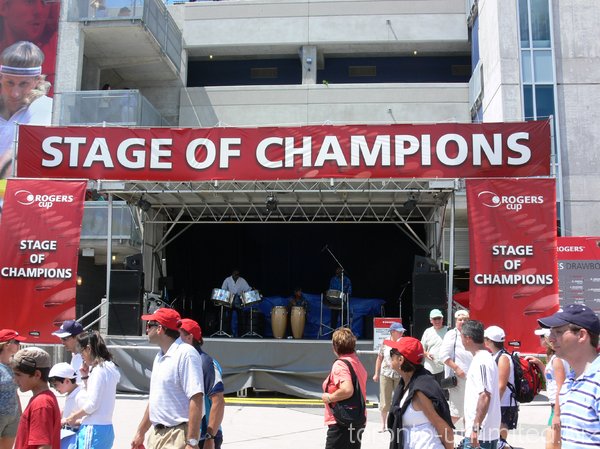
[322,353,368,426]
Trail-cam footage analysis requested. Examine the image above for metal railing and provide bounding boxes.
[57,90,170,126]
[81,201,142,246]
[68,0,182,71]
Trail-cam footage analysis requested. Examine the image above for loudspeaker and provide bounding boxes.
[124,253,143,271]
[413,255,440,274]
[412,272,446,338]
[108,303,141,335]
[110,270,143,304]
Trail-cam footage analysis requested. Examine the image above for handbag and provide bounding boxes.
[327,359,366,427]
[441,329,459,390]
[440,374,458,389]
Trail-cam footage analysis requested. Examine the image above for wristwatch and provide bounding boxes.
[472,425,481,433]
[204,432,216,440]
[186,438,199,447]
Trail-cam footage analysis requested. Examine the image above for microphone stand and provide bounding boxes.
[323,246,349,328]
[398,281,410,321]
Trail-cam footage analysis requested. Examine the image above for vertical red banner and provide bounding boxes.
[466,178,559,353]
[0,179,86,343]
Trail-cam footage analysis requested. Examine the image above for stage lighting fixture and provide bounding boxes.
[403,197,417,211]
[136,197,152,212]
[266,194,278,212]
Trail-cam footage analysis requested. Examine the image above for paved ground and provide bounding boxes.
[21,391,550,448]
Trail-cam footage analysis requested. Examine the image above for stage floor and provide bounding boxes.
[107,336,379,401]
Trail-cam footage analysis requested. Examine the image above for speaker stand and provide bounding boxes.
[210,305,232,338]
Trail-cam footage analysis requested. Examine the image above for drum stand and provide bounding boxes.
[210,305,232,338]
[318,293,335,337]
[241,306,262,338]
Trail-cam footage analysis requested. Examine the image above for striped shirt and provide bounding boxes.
[559,354,600,448]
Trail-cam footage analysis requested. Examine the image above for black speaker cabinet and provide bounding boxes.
[412,272,446,338]
[109,270,143,304]
[108,303,141,335]
[124,253,143,271]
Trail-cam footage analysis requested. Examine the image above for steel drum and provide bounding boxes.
[290,306,306,339]
[211,288,234,307]
[271,306,288,339]
[241,289,262,306]
[325,289,345,309]
[144,292,165,314]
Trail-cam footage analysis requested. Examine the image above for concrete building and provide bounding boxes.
[49,0,599,330]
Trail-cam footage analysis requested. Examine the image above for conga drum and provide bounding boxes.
[271,306,288,339]
[290,306,306,339]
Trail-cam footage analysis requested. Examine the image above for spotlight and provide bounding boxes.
[403,197,417,211]
[136,197,151,212]
[266,194,278,213]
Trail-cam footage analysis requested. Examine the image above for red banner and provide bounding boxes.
[17,121,551,181]
[0,179,86,343]
[466,178,559,353]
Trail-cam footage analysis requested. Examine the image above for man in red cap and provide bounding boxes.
[179,319,225,449]
[131,308,205,449]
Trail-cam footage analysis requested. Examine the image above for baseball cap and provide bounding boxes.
[538,304,600,335]
[389,322,406,333]
[52,320,84,339]
[0,329,26,343]
[455,309,469,319]
[178,318,202,342]
[12,347,51,370]
[429,309,443,319]
[484,325,505,343]
[534,328,551,337]
[141,307,181,331]
[384,337,424,365]
[49,362,77,380]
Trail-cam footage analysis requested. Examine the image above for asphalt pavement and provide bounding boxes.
[20,391,550,449]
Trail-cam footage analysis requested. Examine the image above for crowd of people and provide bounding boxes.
[0,303,598,449]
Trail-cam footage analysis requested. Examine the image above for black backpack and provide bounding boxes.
[326,358,366,427]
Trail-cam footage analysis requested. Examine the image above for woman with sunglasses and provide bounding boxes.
[64,331,120,449]
[0,329,25,449]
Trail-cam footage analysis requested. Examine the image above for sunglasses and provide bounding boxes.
[7,339,21,345]
[146,321,160,329]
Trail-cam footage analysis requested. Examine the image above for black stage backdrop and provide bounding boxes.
[165,223,426,336]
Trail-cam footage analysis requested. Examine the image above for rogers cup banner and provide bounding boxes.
[17,121,550,181]
[467,178,559,353]
[0,179,86,343]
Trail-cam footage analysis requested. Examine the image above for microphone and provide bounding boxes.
[401,281,411,287]
[321,244,328,252]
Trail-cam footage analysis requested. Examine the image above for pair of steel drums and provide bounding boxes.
[270,306,306,339]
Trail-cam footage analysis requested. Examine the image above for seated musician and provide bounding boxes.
[288,287,308,311]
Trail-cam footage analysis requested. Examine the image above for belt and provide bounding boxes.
[155,422,186,430]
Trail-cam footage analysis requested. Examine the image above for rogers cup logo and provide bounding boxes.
[477,190,544,212]
[14,190,74,209]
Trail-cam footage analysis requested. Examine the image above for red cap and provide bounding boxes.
[384,336,424,365]
[141,308,181,331]
[0,329,26,343]
[178,318,202,342]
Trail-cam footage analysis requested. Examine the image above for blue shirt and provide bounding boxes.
[0,363,17,416]
[559,354,600,448]
[329,275,352,295]
[198,349,224,439]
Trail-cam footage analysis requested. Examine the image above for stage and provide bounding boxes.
[107,336,380,401]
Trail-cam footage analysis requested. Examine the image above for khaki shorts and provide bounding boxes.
[448,375,466,418]
[148,422,188,449]
[0,411,20,438]
[378,374,400,413]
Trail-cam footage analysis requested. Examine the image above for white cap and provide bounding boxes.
[454,309,469,319]
[49,362,77,379]
[534,328,551,337]
[484,325,505,343]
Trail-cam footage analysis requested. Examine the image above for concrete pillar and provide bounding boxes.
[300,45,317,85]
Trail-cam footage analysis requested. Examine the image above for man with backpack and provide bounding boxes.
[484,326,518,449]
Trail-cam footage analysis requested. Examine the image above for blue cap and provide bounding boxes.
[390,322,405,333]
[52,320,84,338]
[538,304,600,335]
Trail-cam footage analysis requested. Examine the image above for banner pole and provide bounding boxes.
[447,189,455,327]
[101,193,113,335]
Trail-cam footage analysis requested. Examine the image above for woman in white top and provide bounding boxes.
[484,326,517,449]
[527,329,570,449]
[65,331,120,449]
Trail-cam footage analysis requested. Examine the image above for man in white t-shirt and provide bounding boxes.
[52,320,84,384]
[421,308,448,383]
[461,320,501,449]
